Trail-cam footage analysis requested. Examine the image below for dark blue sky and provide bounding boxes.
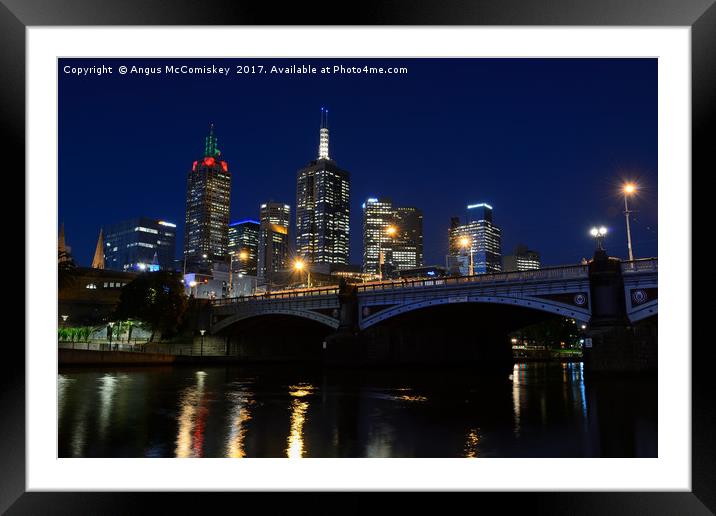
[59,58,657,267]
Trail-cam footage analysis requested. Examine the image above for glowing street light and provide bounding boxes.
[108,321,115,351]
[459,236,474,276]
[379,226,398,281]
[199,329,206,357]
[590,226,608,250]
[622,183,637,261]
[294,259,311,287]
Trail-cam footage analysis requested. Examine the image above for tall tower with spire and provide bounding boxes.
[183,123,232,273]
[58,223,72,262]
[295,108,350,265]
[91,229,105,269]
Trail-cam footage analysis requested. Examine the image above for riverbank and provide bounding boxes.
[59,348,245,366]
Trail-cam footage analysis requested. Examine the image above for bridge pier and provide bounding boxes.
[323,280,362,365]
[584,250,657,373]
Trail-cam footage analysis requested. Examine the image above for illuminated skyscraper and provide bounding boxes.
[104,217,177,272]
[363,198,423,275]
[295,108,350,265]
[228,219,260,276]
[502,244,540,272]
[183,124,232,273]
[448,203,502,274]
[257,202,291,284]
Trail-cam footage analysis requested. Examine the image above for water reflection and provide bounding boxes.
[175,370,208,458]
[225,384,253,458]
[57,362,656,458]
[286,383,314,458]
[97,373,127,440]
[464,428,480,458]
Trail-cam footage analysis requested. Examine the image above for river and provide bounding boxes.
[58,361,656,458]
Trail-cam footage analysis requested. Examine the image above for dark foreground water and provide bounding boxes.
[58,362,656,458]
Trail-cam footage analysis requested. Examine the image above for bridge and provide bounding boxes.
[210,258,657,334]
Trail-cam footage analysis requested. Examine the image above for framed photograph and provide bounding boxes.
[5,0,713,513]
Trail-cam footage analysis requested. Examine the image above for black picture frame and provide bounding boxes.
[3,0,712,513]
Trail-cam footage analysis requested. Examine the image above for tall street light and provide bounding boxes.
[622,183,637,262]
[590,226,608,251]
[294,259,311,288]
[459,236,474,276]
[200,329,206,357]
[379,225,397,281]
[108,321,115,351]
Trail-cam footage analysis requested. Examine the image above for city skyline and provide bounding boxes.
[59,58,658,268]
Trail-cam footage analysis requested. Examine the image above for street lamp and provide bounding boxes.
[379,225,397,281]
[199,329,206,357]
[459,236,474,276]
[230,250,250,297]
[61,314,69,327]
[108,321,115,351]
[590,226,608,251]
[622,183,637,262]
[294,259,311,288]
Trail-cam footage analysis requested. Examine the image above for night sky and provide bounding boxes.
[59,58,657,268]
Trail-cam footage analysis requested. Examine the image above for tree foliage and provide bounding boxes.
[114,271,188,341]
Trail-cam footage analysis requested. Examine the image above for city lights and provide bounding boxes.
[590,226,608,251]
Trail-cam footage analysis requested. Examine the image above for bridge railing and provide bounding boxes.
[621,258,658,273]
[212,285,339,306]
[355,264,589,293]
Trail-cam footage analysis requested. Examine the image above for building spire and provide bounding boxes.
[58,223,66,253]
[318,107,330,160]
[91,229,105,269]
[204,122,220,157]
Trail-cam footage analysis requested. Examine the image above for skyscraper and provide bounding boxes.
[363,198,423,275]
[228,219,260,276]
[257,202,291,284]
[448,203,502,274]
[183,124,232,273]
[502,244,541,272]
[104,217,177,272]
[295,108,350,266]
[393,206,424,271]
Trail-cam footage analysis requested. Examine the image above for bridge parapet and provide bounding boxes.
[620,258,658,274]
[356,264,589,294]
[212,285,339,306]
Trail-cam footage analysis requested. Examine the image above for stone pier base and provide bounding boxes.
[585,318,657,373]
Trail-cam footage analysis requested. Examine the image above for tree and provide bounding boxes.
[114,271,188,341]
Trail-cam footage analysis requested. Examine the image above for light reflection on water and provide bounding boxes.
[225,383,253,459]
[175,371,208,458]
[57,362,656,458]
[286,384,314,458]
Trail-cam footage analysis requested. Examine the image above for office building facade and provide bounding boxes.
[183,124,232,273]
[228,219,260,276]
[257,202,291,284]
[448,203,502,275]
[363,197,423,275]
[502,244,541,272]
[295,108,350,265]
[103,217,177,272]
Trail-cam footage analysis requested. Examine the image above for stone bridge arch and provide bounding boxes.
[359,294,591,330]
[211,308,340,334]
